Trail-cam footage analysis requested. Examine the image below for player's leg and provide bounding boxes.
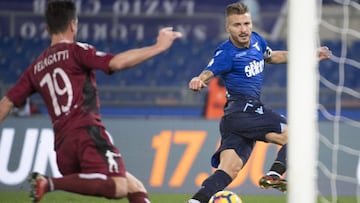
[188,149,241,203]
[126,172,151,203]
[188,117,255,203]
[218,149,244,179]
[29,126,129,202]
[29,172,127,202]
[259,126,288,192]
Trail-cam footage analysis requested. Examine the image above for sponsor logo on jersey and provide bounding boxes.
[245,60,264,77]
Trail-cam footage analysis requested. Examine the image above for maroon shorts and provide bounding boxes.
[55,125,126,177]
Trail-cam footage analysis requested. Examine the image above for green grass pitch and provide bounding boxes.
[0,192,356,203]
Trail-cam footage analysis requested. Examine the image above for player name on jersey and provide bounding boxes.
[34,50,69,74]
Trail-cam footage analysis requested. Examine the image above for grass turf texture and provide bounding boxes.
[0,192,356,203]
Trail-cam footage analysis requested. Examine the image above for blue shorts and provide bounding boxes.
[211,97,287,168]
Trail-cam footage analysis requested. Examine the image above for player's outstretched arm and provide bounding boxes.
[265,50,288,64]
[0,96,14,125]
[266,46,331,64]
[189,70,214,91]
[109,27,182,71]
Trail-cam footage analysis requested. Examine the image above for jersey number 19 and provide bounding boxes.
[40,67,73,116]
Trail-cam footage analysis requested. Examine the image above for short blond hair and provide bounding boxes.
[226,2,249,17]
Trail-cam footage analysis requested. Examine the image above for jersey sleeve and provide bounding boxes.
[6,70,35,107]
[263,46,272,59]
[205,48,232,76]
[256,32,272,59]
[253,32,272,59]
[73,42,114,75]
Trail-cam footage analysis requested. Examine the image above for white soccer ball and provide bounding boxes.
[208,190,243,203]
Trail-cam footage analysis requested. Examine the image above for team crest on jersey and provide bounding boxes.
[252,41,260,51]
[105,150,121,173]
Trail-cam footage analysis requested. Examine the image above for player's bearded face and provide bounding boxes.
[226,13,253,48]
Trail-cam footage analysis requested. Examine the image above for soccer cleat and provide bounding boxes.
[259,175,287,192]
[28,172,49,202]
[186,200,201,203]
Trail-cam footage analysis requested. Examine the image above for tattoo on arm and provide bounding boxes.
[199,70,214,83]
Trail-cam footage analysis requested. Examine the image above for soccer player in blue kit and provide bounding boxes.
[187,2,332,203]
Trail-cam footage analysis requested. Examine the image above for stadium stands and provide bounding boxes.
[0,36,359,116]
[3,37,359,88]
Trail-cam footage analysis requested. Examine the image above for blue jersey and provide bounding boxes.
[205,32,270,99]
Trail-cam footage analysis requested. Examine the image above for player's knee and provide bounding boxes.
[221,165,242,179]
[265,132,287,145]
[277,132,287,145]
[126,172,147,193]
[113,188,128,199]
[278,134,287,145]
[112,177,129,198]
[128,179,147,193]
[219,149,244,179]
[220,162,243,179]
[230,165,242,179]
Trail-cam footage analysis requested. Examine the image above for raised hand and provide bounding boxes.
[155,27,183,51]
[318,46,332,61]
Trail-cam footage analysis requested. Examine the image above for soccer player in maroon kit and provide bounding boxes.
[0,1,182,203]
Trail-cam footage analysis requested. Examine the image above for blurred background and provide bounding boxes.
[0,0,358,119]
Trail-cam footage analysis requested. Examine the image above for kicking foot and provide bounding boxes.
[28,172,49,202]
[259,175,287,192]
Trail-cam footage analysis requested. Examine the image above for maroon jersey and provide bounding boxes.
[6,41,114,138]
